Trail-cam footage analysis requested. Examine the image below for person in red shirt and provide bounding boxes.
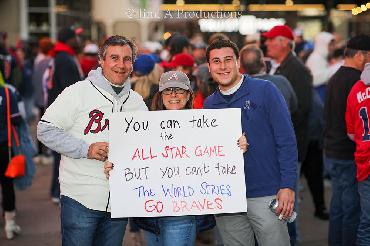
[79,43,99,78]
[346,62,370,246]
[192,63,217,109]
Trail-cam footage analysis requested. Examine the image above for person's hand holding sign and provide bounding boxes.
[237,133,249,153]
[104,161,113,179]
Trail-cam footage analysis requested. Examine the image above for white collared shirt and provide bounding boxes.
[219,75,244,95]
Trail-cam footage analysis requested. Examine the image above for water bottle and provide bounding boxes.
[268,198,297,223]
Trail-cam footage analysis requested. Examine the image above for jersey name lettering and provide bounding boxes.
[357,87,370,103]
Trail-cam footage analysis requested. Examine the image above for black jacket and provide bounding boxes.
[323,66,360,159]
[275,52,313,162]
[48,51,82,106]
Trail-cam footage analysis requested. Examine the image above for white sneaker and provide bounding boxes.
[5,220,21,239]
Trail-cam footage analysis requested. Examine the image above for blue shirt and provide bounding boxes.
[204,75,298,198]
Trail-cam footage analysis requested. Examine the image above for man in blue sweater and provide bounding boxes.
[204,39,298,246]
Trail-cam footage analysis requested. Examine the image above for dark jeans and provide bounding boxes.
[0,142,15,211]
[288,222,297,246]
[288,161,301,246]
[302,140,326,212]
[129,218,141,232]
[144,216,197,246]
[357,177,370,246]
[51,150,60,198]
[60,196,127,246]
[326,156,360,246]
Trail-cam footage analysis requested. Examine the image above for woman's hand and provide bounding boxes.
[237,133,249,153]
[104,161,114,179]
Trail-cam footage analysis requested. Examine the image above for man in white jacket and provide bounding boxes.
[306,31,336,102]
[37,35,148,246]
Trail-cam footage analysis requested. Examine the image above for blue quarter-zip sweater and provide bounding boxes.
[204,75,298,198]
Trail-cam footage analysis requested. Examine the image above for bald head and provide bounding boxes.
[240,45,266,75]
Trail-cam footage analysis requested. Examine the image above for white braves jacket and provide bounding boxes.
[37,67,148,211]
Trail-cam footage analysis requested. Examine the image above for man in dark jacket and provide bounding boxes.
[264,25,312,165]
[263,25,313,245]
[241,44,330,221]
[324,34,370,246]
[48,27,83,106]
[239,45,297,114]
[48,27,83,203]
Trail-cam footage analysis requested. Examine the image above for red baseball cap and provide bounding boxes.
[262,25,294,41]
[161,53,195,68]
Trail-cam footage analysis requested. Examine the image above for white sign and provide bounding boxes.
[109,109,247,218]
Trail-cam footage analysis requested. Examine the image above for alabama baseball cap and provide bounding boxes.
[161,53,195,68]
[159,71,192,92]
[262,25,294,41]
[346,34,370,51]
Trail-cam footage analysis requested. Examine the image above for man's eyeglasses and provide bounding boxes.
[162,87,187,95]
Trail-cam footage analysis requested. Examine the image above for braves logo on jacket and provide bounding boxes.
[84,109,109,135]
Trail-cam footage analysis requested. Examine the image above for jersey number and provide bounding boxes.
[359,107,370,141]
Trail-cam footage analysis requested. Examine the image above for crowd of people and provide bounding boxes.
[0,24,369,246]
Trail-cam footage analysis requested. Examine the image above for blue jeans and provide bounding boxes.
[325,157,360,246]
[60,196,127,246]
[144,216,197,246]
[357,177,370,246]
[23,96,34,123]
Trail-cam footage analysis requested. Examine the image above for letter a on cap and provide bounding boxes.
[168,73,179,81]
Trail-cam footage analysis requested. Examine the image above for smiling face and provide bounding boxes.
[161,87,190,110]
[208,47,241,91]
[100,45,133,85]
